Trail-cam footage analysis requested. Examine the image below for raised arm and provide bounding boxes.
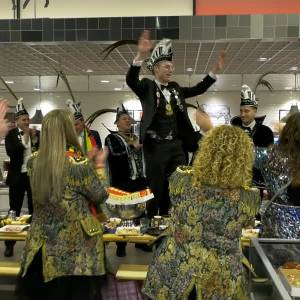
[126,30,154,98]
[181,51,225,98]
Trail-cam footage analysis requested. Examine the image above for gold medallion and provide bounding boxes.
[165,103,173,116]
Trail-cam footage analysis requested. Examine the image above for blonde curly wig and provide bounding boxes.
[192,125,254,189]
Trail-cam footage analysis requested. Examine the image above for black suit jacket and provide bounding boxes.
[231,116,274,147]
[5,127,39,186]
[126,65,216,152]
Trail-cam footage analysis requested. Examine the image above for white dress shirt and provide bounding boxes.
[18,127,31,173]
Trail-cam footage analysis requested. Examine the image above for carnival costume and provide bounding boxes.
[126,39,216,216]
[143,166,260,300]
[17,149,107,299]
[231,85,274,188]
[255,146,300,239]
[66,100,102,155]
[231,85,274,148]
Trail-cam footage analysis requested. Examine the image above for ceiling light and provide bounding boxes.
[33,88,41,91]
[257,57,269,62]
[289,66,298,71]
[285,86,293,90]
[100,80,110,83]
[114,87,122,91]
[86,69,94,73]
[186,68,193,72]
[5,80,14,84]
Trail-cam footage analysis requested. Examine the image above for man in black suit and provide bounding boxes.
[126,30,225,217]
[67,100,102,154]
[231,84,274,189]
[231,84,274,148]
[4,99,39,257]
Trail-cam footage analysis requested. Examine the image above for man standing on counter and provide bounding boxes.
[126,30,225,217]
[4,99,39,257]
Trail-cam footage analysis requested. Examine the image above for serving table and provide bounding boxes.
[0,230,253,247]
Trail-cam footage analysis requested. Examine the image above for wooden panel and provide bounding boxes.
[116,264,148,281]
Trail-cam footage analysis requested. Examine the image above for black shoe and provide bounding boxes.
[135,243,153,252]
[116,244,126,257]
[4,245,13,257]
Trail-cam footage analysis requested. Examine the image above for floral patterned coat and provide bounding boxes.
[143,166,260,300]
[20,153,108,282]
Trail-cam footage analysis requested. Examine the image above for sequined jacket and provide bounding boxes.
[143,166,260,300]
[254,145,300,238]
[254,145,291,204]
[20,153,108,282]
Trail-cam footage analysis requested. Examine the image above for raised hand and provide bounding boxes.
[195,108,213,133]
[0,99,9,139]
[136,30,155,60]
[211,51,226,74]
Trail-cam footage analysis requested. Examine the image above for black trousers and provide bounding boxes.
[16,249,103,300]
[143,139,186,217]
[8,172,33,216]
[6,172,33,248]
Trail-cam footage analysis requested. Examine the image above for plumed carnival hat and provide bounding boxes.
[114,104,135,124]
[146,39,173,71]
[15,98,29,118]
[240,84,258,108]
[66,99,83,120]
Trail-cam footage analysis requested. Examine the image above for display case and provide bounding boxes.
[250,238,300,300]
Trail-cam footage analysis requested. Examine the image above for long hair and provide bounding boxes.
[31,109,82,204]
[192,125,254,189]
[279,112,300,178]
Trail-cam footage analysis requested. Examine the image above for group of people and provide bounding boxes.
[0,29,298,300]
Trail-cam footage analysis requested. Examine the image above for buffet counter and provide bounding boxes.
[250,238,300,300]
[0,229,254,247]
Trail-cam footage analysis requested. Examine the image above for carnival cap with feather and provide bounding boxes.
[101,35,173,72]
[66,99,83,120]
[146,39,173,71]
[114,104,135,124]
[240,84,257,108]
[15,98,29,118]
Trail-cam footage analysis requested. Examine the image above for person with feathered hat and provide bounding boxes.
[66,100,102,156]
[105,104,149,257]
[231,84,274,192]
[231,84,274,147]
[126,30,224,217]
[4,98,40,257]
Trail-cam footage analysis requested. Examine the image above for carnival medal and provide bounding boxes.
[165,103,173,116]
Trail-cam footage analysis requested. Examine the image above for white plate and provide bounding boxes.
[0,224,29,233]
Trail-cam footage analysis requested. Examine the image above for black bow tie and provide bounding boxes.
[241,126,252,132]
[20,131,24,136]
[161,85,168,91]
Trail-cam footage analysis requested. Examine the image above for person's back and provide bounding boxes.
[17,109,108,300]
[255,112,300,239]
[169,168,259,253]
[143,125,260,300]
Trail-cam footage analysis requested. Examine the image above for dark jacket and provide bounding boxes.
[126,65,216,152]
[231,116,274,187]
[231,116,274,147]
[5,127,39,186]
[105,133,147,192]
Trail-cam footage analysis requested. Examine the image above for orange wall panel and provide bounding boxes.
[195,0,300,15]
